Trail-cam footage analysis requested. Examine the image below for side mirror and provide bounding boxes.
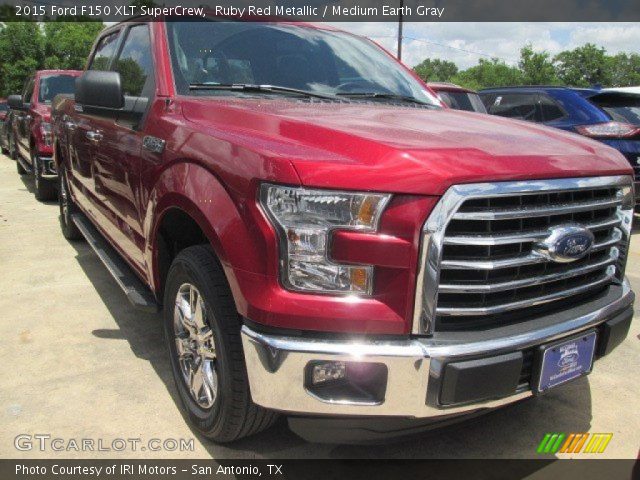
[76,71,124,109]
[7,94,24,110]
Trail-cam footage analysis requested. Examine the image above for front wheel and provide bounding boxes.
[163,245,277,442]
[33,155,57,201]
[58,168,83,241]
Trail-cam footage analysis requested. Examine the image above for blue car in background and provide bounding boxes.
[479,86,640,209]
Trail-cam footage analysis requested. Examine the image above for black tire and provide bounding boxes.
[58,168,83,241]
[13,138,26,174]
[163,245,277,442]
[33,155,57,201]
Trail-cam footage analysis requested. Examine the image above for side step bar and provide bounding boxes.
[71,213,159,313]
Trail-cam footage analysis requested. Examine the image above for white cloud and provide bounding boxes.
[337,22,640,69]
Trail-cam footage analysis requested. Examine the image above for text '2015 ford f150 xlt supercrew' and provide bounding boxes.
[52,18,635,443]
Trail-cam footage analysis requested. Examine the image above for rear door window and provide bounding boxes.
[487,93,542,122]
[539,94,566,122]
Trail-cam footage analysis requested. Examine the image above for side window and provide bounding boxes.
[539,94,566,122]
[113,24,153,97]
[487,93,540,122]
[89,32,120,71]
[22,78,35,104]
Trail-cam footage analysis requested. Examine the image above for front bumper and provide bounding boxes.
[241,279,634,418]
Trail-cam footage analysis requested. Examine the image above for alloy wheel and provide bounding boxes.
[173,283,218,409]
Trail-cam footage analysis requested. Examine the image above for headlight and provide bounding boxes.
[40,122,52,145]
[260,184,391,295]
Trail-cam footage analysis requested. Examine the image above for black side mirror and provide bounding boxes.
[7,94,24,110]
[76,71,124,109]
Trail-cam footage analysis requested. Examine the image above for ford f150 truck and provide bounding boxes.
[52,18,635,443]
[8,69,82,200]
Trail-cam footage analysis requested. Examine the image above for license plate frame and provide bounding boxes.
[535,330,597,393]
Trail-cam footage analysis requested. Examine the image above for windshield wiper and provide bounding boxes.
[336,92,434,106]
[189,83,339,101]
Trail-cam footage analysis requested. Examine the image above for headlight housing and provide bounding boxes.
[40,121,52,146]
[260,184,391,295]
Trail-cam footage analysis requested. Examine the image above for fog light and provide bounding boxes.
[311,361,346,385]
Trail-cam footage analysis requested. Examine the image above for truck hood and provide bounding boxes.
[182,98,632,196]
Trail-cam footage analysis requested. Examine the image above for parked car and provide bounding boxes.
[0,99,10,154]
[8,69,82,200]
[479,86,640,209]
[53,19,635,443]
[427,82,487,113]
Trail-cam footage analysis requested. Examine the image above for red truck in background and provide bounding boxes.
[52,18,635,443]
[8,70,82,200]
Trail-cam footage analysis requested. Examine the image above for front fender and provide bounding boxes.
[143,161,279,304]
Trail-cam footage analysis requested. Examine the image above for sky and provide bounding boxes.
[338,22,640,69]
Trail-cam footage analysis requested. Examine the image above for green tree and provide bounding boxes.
[451,58,523,90]
[0,21,45,96]
[43,20,104,70]
[413,58,459,83]
[519,44,558,85]
[607,52,640,87]
[554,43,611,87]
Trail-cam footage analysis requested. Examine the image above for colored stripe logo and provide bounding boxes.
[537,433,612,454]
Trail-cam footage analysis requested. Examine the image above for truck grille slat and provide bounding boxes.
[437,268,615,316]
[440,229,621,270]
[412,176,634,334]
[452,197,622,220]
[443,214,621,246]
[439,251,618,293]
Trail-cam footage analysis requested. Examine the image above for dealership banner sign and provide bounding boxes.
[1,0,639,22]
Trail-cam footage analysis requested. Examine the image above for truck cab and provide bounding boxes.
[52,18,635,443]
[8,69,82,200]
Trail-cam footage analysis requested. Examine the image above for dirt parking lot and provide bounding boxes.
[0,155,639,461]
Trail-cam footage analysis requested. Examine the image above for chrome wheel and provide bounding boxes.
[173,283,218,409]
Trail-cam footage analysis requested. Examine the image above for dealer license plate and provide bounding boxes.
[536,331,597,393]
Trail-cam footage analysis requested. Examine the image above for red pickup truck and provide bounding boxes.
[8,70,82,200]
[52,19,635,443]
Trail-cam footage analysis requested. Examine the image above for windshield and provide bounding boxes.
[166,21,439,105]
[589,94,640,125]
[38,75,77,103]
[437,91,487,113]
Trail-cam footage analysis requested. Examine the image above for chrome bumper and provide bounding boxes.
[241,278,634,418]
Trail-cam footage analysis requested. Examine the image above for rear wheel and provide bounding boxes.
[58,168,83,241]
[33,154,56,201]
[163,245,277,442]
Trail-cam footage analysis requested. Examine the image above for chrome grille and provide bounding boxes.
[413,176,634,334]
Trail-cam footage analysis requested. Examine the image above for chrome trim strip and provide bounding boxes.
[439,250,618,294]
[437,267,615,316]
[440,229,622,270]
[452,197,622,220]
[443,215,621,246]
[241,278,633,417]
[412,175,634,335]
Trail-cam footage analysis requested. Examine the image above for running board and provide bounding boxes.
[17,154,32,174]
[71,213,159,313]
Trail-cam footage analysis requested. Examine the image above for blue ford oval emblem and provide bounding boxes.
[534,224,594,263]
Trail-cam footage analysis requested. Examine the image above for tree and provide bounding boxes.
[607,52,640,87]
[0,21,45,96]
[451,58,523,90]
[413,58,458,83]
[43,20,104,70]
[519,44,558,85]
[554,43,610,87]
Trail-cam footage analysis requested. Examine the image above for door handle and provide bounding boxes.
[64,121,77,131]
[86,131,103,143]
